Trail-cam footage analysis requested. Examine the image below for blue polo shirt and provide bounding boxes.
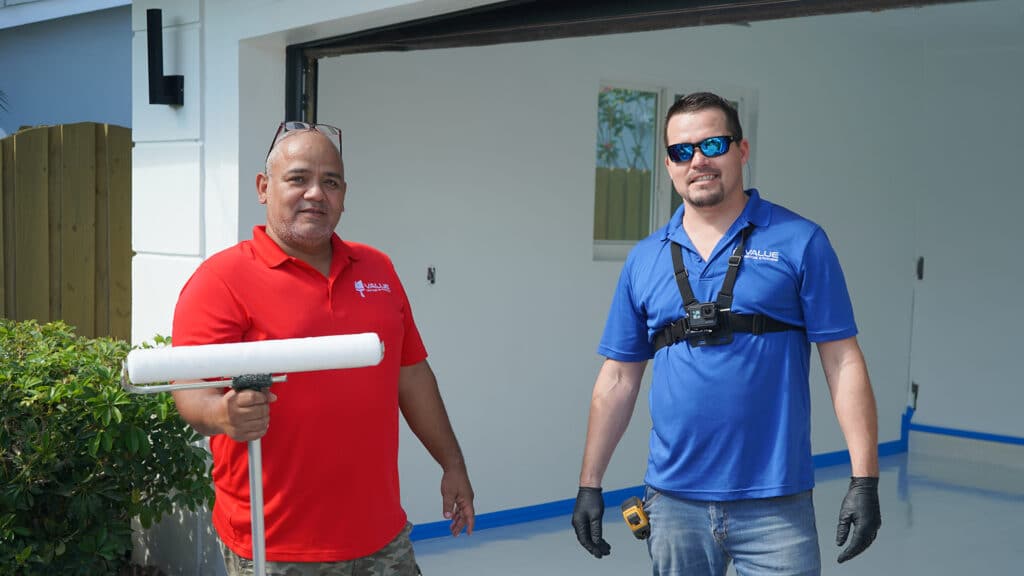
[599,189,857,500]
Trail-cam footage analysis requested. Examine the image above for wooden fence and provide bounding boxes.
[0,123,132,341]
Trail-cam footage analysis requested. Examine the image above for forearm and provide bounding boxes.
[834,369,879,477]
[172,388,227,437]
[820,338,879,477]
[579,359,645,487]
[399,361,466,472]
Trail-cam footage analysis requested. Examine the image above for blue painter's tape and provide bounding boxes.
[811,449,850,468]
[412,406,951,541]
[411,485,646,541]
[810,439,904,470]
[908,423,1024,446]
[878,440,905,457]
[410,441,911,541]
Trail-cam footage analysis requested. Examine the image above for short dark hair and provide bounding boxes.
[664,92,743,146]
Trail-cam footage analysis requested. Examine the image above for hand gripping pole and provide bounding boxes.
[121,334,385,576]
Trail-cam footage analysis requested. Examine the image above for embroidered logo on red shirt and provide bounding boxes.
[354,280,392,298]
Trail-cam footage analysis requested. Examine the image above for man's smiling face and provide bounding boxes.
[257,130,347,256]
[664,108,748,209]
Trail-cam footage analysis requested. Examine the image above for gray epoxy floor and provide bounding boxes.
[413,444,1024,575]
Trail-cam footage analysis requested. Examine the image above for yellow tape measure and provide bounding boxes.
[620,496,650,540]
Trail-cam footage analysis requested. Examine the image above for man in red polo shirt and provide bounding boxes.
[171,122,474,575]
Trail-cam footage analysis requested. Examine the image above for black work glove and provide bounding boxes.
[836,476,881,563]
[572,486,611,558]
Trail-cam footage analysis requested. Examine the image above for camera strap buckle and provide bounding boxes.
[751,314,765,335]
[659,319,687,347]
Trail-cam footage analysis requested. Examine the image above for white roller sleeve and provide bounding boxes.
[125,333,384,384]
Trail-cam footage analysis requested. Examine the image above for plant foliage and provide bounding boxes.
[596,87,656,171]
[0,320,213,575]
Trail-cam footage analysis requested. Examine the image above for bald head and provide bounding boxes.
[265,128,343,176]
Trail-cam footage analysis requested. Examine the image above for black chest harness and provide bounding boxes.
[652,226,803,351]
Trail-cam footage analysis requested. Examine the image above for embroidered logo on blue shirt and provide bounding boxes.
[744,248,779,262]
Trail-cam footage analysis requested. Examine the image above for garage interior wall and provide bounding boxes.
[309,0,1024,525]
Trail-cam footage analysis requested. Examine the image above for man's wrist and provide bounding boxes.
[579,470,603,488]
[441,457,467,473]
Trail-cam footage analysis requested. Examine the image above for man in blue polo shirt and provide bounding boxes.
[572,92,881,575]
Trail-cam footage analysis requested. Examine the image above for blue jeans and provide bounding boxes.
[644,486,821,576]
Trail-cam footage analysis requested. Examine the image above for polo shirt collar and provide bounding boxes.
[250,225,357,270]
[664,188,770,244]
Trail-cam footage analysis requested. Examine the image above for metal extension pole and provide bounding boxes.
[249,438,266,576]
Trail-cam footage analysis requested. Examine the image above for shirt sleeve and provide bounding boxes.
[597,255,655,361]
[390,268,428,367]
[172,264,249,347]
[799,227,858,342]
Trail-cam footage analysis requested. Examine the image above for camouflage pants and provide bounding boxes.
[220,523,421,576]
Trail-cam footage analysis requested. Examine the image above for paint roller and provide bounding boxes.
[121,333,385,576]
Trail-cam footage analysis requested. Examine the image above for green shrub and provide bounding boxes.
[0,319,214,575]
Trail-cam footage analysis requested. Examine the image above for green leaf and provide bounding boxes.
[15,545,32,563]
[139,508,153,529]
[127,427,138,454]
[138,427,152,456]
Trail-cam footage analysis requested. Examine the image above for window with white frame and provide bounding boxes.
[593,84,757,260]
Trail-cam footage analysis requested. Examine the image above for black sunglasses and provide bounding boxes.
[265,121,342,162]
[666,135,737,163]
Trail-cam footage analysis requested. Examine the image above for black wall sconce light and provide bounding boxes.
[146,8,184,106]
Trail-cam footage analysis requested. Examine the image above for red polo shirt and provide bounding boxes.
[172,226,427,561]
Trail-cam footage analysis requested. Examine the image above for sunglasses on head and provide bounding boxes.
[265,121,343,162]
[666,135,737,163]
